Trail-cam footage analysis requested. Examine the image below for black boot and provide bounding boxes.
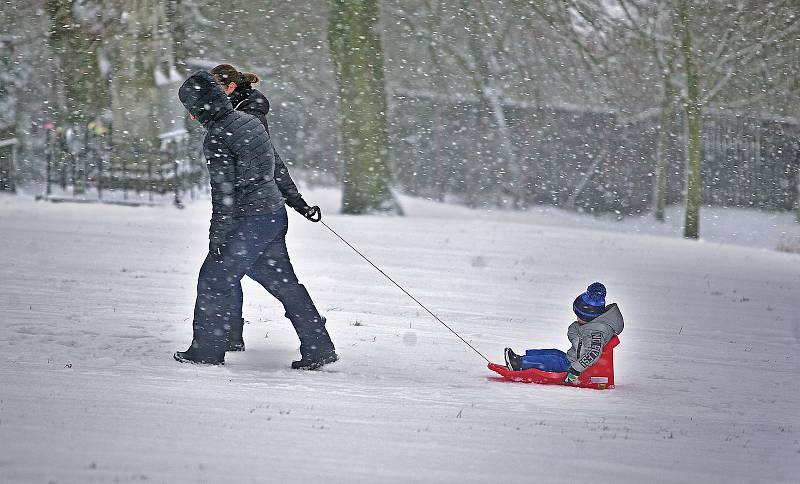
[504,348,522,371]
[291,316,337,370]
[291,350,338,370]
[174,321,225,365]
[173,346,225,365]
[225,318,245,352]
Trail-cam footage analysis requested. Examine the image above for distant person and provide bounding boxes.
[208,64,321,353]
[175,70,337,369]
[504,283,623,384]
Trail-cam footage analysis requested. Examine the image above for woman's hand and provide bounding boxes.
[294,203,322,222]
[209,242,225,262]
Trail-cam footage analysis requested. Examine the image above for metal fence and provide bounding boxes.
[389,92,800,215]
[0,136,16,192]
[38,123,207,207]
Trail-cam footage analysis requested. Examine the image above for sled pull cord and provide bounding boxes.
[321,220,491,364]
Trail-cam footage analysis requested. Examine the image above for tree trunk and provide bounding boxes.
[328,0,400,215]
[109,0,177,188]
[653,78,675,222]
[796,150,800,223]
[46,0,108,129]
[680,0,702,239]
[566,152,603,209]
[486,89,520,206]
[47,0,108,194]
[167,0,190,74]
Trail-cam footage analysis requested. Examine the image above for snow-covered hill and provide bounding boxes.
[1,193,798,483]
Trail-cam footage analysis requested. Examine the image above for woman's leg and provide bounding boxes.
[231,282,244,322]
[185,215,283,361]
[245,213,334,361]
[226,281,246,351]
[186,253,245,362]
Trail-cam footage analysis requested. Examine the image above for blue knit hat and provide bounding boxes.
[573,282,606,321]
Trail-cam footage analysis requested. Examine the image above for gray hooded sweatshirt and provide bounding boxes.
[565,303,624,373]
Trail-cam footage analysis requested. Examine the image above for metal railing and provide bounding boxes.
[40,125,207,207]
[0,136,17,192]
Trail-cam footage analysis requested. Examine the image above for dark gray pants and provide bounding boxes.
[191,208,333,360]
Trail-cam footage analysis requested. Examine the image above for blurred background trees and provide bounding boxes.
[0,0,798,232]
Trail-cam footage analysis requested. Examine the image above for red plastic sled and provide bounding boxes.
[488,336,620,390]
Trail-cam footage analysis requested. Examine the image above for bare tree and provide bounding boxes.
[387,0,571,207]
[540,0,799,236]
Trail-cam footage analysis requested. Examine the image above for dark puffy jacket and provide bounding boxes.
[230,85,306,210]
[178,71,285,245]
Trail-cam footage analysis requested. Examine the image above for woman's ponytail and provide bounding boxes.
[240,72,260,84]
[210,64,259,86]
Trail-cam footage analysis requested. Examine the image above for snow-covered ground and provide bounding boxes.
[1,190,799,483]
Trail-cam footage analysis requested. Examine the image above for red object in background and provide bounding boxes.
[488,336,620,390]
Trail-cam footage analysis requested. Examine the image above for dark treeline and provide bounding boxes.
[389,93,800,215]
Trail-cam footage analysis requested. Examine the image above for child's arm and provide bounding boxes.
[567,321,581,343]
[569,330,606,373]
[565,323,601,383]
[567,329,613,382]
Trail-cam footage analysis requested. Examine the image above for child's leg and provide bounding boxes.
[521,349,571,372]
[524,348,565,357]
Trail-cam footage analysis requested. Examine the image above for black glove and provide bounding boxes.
[293,203,321,222]
[209,242,225,263]
[564,367,581,384]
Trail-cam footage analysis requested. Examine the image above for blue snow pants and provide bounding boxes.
[192,207,332,360]
[521,348,571,372]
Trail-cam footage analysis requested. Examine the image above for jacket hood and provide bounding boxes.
[233,87,270,115]
[588,303,624,335]
[178,71,233,125]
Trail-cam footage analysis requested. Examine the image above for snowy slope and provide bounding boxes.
[1,193,799,483]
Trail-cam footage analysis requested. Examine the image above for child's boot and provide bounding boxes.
[504,348,522,371]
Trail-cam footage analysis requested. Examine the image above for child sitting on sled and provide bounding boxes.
[504,282,624,384]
